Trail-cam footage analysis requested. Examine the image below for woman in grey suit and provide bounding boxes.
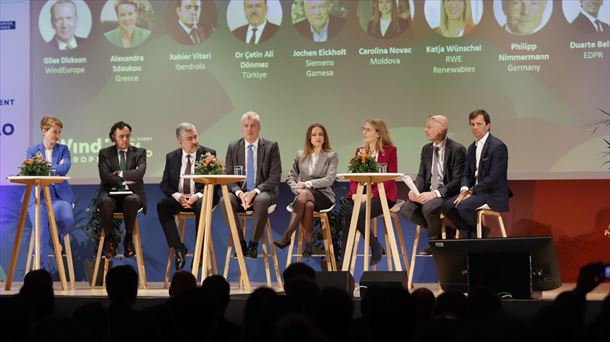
[274,123,338,256]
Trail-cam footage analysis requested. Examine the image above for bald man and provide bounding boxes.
[400,115,466,254]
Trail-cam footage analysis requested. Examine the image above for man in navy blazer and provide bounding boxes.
[219,111,282,258]
[97,121,147,258]
[571,0,610,33]
[442,109,509,238]
[400,115,465,252]
[232,0,280,44]
[294,0,346,42]
[157,122,218,271]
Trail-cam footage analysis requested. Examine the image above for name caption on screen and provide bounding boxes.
[111,55,144,82]
[170,51,211,71]
[43,56,86,75]
[569,40,609,59]
[427,44,481,74]
[359,46,412,65]
[234,50,274,79]
[293,48,347,78]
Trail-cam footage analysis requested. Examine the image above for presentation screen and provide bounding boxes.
[29,0,610,182]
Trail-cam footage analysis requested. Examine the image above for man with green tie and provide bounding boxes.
[97,121,147,259]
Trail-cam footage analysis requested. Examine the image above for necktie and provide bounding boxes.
[430,146,440,190]
[595,19,604,33]
[249,28,258,44]
[183,154,192,194]
[66,43,74,50]
[246,144,255,191]
[190,27,201,44]
[119,151,126,171]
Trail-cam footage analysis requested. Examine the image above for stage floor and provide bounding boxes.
[2,281,608,301]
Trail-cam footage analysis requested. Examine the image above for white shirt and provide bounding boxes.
[430,138,447,197]
[178,19,197,35]
[580,9,606,32]
[310,20,329,42]
[45,148,53,163]
[461,132,489,193]
[246,20,267,44]
[116,148,129,188]
[56,36,77,50]
[380,18,391,37]
[172,150,203,202]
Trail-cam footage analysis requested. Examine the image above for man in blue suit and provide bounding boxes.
[442,109,509,238]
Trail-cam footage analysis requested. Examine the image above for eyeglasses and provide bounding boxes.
[361,127,376,133]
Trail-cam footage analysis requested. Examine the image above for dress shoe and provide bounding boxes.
[370,240,383,266]
[246,243,258,259]
[418,247,432,256]
[444,226,457,239]
[233,240,248,258]
[124,240,135,258]
[103,240,117,259]
[175,245,188,271]
[273,238,290,250]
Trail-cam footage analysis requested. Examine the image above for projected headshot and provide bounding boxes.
[494,0,552,36]
[292,0,348,42]
[424,0,483,38]
[39,0,92,51]
[166,0,216,45]
[358,0,413,39]
[101,0,155,48]
[563,0,610,34]
[228,0,282,44]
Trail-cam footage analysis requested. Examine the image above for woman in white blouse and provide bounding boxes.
[274,123,338,257]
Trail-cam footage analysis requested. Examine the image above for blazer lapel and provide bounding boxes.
[125,146,135,170]
[313,152,327,177]
[110,145,120,171]
[443,140,451,174]
[256,138,266,183]
[237,139,245,168]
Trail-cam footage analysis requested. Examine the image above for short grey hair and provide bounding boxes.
[241,111,261,124]
[51,0,77,21]
[428,114,449,131]
[176,122,196,140]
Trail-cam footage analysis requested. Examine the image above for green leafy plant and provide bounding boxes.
[348,148,379,173]
[19,151,51,176]
[194,152,224,175]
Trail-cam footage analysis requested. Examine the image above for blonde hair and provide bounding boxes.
[439,0,473,37]
[365,118,393,153]
[40,115,63,132]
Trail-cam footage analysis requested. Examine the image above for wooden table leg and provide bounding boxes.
[364,185,372,271]
[34,184,41,270]
[342,183,364,272]
[43,185,69,290]
[5,184,33,291]
[377,183,402,271]
[191,185,210,281]
[201,184,215,282]
[221,186,251,292]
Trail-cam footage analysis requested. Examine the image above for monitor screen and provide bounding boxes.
[429,236,561,293]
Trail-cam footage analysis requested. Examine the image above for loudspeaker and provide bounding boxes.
[359,271,407,296]
[468,252,533,299]
[316,271,355,297]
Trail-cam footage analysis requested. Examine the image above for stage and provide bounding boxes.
[2,282,608,325]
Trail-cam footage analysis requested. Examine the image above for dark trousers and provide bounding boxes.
[157,196,204,249]
[400,198,444,239]
[218,192,274,243]
[340,198,394,259]
[98,194,142,240]
[442,194,487,236]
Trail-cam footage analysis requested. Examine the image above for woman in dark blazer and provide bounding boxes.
[26,115,75,269]
[274,123,338,256]
[367,0,411,39]
[341,118,397,266]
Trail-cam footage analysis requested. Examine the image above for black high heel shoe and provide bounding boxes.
[273,239,290,249]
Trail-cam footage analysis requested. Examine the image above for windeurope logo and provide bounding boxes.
[0,98,16,136]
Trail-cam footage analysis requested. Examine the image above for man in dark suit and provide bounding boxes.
[48,0,86,50]
[97,121,147,258]
[157,123,218,271]
[294,0,346,42]
[571,0,609,33]
[167,0,214,46]
[232,0,280,44]
[442,109,510,238]
[400,115,466,254]
[219,111,282,258]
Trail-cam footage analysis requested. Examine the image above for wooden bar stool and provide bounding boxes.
[476,205,507,238]
[285,204,337,271]
[223,204,283,289]
[350,200,409,274]
[91,210,147,288]
[25,232,76,289]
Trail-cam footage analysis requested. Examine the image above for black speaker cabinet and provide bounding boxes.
[359,271,407,297]
[316,271,355,297]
